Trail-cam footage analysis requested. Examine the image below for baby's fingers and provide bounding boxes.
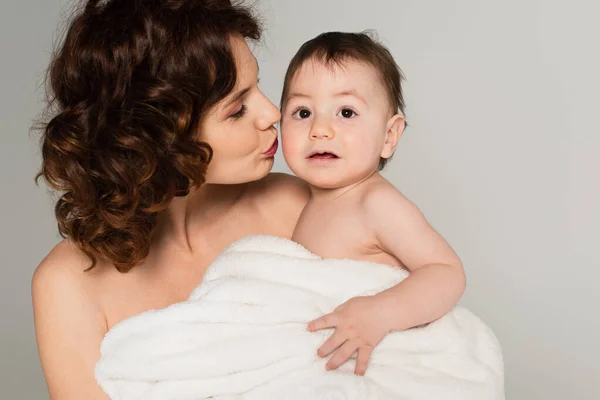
[354,345,374,376]
[317,331,346,358]
[326,340,358,371]
[307,313,338,332]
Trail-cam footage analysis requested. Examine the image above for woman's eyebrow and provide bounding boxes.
[225,87,251,109]
[224,58,259,109]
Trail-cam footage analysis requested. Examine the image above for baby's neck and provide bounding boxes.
[309,171,382,202]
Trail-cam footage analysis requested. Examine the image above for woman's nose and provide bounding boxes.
[256,95,281,131]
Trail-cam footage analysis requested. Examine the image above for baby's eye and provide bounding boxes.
[294,108,312,119]
[338,108,356,118]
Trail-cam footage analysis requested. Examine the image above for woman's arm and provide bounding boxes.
[32,241,110,400]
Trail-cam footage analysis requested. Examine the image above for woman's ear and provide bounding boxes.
[380,114,405,159]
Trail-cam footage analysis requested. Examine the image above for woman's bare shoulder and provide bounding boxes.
[243,173,310,236]
[251,172,310,202]
[32,240,111,398]
[32,239,108,334]
[248,173,310,210]
[32,239,107,336]
[32,239,100,293]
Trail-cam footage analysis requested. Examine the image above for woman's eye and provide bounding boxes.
[338,108,356,118]
[294,108,312,119]
[229,104,247,119]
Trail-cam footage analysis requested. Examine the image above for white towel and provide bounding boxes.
[96,235,504,399]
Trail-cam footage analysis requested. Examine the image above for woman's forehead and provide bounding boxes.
[231,36,258,78]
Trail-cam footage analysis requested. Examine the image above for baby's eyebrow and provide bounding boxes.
[287,92,310,100]
[334,89,367,105]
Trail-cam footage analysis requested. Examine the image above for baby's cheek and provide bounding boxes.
[280,137,300,161]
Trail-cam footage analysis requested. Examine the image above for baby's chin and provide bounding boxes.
[287,159,379,191]
[300,173,364,191]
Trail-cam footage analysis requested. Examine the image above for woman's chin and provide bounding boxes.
[252,158,275,181]
[237,160,276,184]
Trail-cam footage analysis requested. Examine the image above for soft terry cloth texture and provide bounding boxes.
[96,235,504,400]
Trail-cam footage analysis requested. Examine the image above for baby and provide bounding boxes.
[279,32,466,376]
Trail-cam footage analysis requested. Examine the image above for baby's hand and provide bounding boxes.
[307,295,391,376]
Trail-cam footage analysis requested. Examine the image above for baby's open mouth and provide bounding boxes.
[308,152,339,159]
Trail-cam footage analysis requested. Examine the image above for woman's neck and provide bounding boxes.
[153,183,245,254]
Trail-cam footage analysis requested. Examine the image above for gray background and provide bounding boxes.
[1,0,598,398]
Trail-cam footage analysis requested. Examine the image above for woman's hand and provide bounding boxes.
[307,295,391,376]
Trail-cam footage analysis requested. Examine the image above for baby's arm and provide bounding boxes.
[365,184,466,331]
[307,183,465,375]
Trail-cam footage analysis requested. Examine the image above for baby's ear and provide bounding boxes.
[380,114,405,159]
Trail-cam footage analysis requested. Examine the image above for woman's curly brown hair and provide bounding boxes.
[36,0,261,272]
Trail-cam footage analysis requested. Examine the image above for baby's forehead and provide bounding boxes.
[288,57,393,109]
[290,58,382,93]
[296,56,378,78]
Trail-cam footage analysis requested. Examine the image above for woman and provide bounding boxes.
[31,0,309,398]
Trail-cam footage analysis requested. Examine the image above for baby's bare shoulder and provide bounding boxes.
[359,177,417,215]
